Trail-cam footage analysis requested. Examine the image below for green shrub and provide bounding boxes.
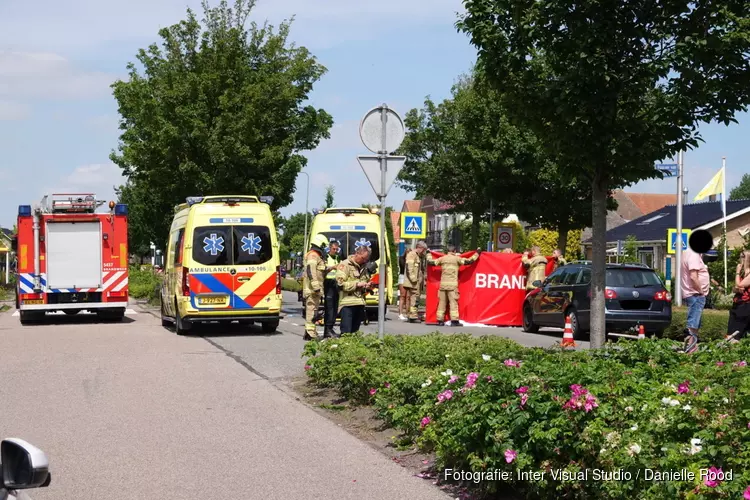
[664,307,729,341]
[282,278,301,292]
[128,267,162,302]
[303,333,750,499]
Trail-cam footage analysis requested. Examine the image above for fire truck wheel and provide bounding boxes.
[97,309,125,322]
[64,309,80,316]
[19,311,44,324]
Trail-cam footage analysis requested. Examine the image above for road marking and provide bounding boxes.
[291,323,300,326]
[12,308,138,317]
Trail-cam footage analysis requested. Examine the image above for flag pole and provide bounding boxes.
[723,157,727,290]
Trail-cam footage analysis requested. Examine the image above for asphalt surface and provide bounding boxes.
[0,293,587,499]
[0,305,449,500]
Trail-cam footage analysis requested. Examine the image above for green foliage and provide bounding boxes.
[730,173,750,200]
[278,212,311,258]
[110,0,333,249]
[621,235,640,265]
[324,186,335,209]
[707,232,750,289]
[304,333,750,498]
[128,266,163,302]
[282,278,301,292]
[527,228,582,259]
[445,220,490,251]
[399,74,546,248]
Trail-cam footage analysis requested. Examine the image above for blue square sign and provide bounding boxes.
[667,228,691,254]
[400,212,426,239]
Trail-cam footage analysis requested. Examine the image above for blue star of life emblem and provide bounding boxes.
[241,233,262,254]
[354,238,371,250]
[203,234,225,255]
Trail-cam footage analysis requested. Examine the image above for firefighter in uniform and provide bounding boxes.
[552,249,567,272]
[402,240,428,323]
[522,246,548,290]
[336,245,373,335]
[302,234,329,341]
[428,245,480,326]
[323,239,342,338]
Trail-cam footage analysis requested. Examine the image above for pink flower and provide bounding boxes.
[486,376,494,382]
[464,372,480,389]
[437,390,454,403]
[747,422,750,429]
[735,361,747,367]
[369,388,377,396]
[678,381,690,394]
[304,365,311,371]
[703,467,723,488]
[516,386,529,394]
[448,375,459,384]
[504,359,521,368]
[716,362,725,367]
[420,417,431,428]
[504,449,517,463]
[743,486,750,500]
[583,394,599,413]
[562,385,598,413]
[520,393,528,408]
[384,382,391,389]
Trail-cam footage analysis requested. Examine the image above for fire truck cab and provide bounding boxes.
[15,193,129,324]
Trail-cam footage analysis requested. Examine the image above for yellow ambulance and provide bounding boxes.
[308,207,394,317]
[160,195,282,335]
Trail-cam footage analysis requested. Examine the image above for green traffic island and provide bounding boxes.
[302,332,750,499]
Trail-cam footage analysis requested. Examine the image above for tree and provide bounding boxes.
[110,0,333,248]
[324,185,335,209]
[116,181,159,258]
[730,174,750,200]
[278,212,311,253]
[459,0,750,347]
[621,236,640,265]
[399,74,543,248]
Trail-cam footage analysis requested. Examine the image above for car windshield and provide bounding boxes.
[322,231,380,262]
[606,268,662,288]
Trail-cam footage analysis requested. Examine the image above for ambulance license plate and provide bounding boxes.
[24,300,44,305]
[198,296,226,305]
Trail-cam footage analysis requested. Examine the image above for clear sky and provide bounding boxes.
[0,0,747,230]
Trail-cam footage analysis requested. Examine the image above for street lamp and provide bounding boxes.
[299,171,310,254]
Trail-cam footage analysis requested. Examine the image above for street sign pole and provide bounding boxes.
[358,103,406,340]
[675,151,684,307]
[377,105,388,340]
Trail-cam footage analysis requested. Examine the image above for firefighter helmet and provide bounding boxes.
[310,233,329,250]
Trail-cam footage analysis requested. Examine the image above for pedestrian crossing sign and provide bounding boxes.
[400,212,426,239]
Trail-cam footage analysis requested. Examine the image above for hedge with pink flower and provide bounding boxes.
[303,333,750,499]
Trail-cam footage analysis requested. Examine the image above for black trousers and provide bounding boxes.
[323,279,339,328]
[727,302,750,339]
[340,305,365,334]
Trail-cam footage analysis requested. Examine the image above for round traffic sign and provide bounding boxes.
[359,105,405,154]
[499,232,511,244]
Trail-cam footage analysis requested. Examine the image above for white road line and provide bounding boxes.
[12,309,138,317]
[291,323,300,326]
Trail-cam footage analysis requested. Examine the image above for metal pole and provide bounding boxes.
[377,104,388,340]
[675,151,684,307]
[722,156,727,290]
[489,199,494,252]
[300,171,310,254]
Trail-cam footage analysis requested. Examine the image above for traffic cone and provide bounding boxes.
[638,325,645,340]
[561,316,577,348]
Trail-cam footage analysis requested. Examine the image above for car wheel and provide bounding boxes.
[261,320,279,333]
[522,303,539,333]
[160,300,171,327]
[174,299,191,336]
[654,328,665,339]
[567,308,584,341]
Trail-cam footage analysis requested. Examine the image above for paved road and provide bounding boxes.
[0,306,449,500]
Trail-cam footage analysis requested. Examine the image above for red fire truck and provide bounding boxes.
[14,193,129,324]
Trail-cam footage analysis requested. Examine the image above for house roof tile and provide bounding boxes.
[583,199,750,244]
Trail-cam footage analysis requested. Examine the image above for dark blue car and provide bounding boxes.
[523,262,673,341]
